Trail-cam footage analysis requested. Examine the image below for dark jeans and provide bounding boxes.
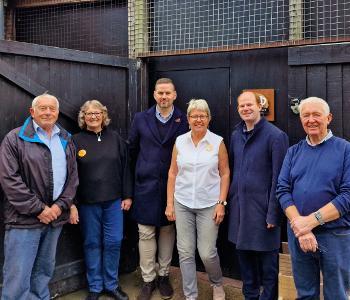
[288,225,350,300]
[237,249,278,300]
[1,226,62,300]
[79,199,123,293]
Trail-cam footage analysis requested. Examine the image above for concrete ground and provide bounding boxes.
[56,267,243,300]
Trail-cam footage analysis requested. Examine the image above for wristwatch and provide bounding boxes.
[314,211,325,225]
[217,200,227,206]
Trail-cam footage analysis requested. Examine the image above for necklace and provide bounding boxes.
[96,131,102,142]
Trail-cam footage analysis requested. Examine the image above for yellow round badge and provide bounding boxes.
[78,149,87,158]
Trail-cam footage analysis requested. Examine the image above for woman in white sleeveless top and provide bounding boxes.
[166,99,230,300]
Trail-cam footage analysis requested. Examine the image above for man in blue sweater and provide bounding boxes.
[277,97,350,300]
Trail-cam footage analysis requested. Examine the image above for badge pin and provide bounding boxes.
[206,144,213,152]
[78,149,87,157]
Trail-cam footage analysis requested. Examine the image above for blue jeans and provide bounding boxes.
[237,249,278,300]
[288,225,350,300]
[1,226,62,300]
[79,199,123,293]
[175,201,223,298]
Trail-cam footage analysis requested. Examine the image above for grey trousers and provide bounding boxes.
[175,201,223,298]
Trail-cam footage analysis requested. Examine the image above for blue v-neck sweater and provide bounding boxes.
[277,136,350,229]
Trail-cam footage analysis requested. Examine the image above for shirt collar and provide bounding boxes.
[155,105,174,123]
[187,129,211,144]
[306,129,333,146]
[33,120,60,136]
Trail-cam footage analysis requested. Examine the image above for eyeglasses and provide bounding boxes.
[189,115,208,120]
[85,112,102,117]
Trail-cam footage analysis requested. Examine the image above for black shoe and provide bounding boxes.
[137,280,156,300]
[85,292,101,300]
[158,276,174,299]
[105,286,129,300]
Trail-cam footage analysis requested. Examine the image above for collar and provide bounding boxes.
[306,130,333,146]
[33,120,60,136]
[155,105,174,123]
[186,129,211,144]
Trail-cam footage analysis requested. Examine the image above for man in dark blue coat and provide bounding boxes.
[128,78,188,300]
[228,91,288,300]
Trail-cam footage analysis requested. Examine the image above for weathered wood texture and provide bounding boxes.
[0,40,138,295]
[288,43,350,142]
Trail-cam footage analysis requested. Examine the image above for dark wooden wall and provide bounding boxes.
[288,43,350,145]
[147,47,289,278]
[0,40,138,295]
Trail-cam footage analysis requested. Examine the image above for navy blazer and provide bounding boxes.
[128,105,188,226]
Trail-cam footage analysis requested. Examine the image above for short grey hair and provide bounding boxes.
[187,99,211,118]
[32,93,59,109]
[78,100,111,129]
[299,97,330,115]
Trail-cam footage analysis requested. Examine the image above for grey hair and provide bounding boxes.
[78,100,111,129]
[299,97,330,115]
[32,93,59,109]
[187,99,211,118]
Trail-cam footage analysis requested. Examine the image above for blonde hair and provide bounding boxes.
[78,100,111,129]
[187,99,211,118]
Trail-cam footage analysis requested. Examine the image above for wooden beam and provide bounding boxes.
[14,0,101,8]
[289,0,303,40]
[0,40,130,68]
[0,57,79,120]
[289,43,350,65]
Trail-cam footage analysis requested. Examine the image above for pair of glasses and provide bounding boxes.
[85,112,102,117]
[189,115,208,120]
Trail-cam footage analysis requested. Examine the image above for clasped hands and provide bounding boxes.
[290,215,318,253]
[37,204,62,224]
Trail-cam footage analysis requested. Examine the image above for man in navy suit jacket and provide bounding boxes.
[128,78,188,300]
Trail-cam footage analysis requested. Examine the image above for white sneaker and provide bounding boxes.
[185,297,197,300]
[213,285,225,300]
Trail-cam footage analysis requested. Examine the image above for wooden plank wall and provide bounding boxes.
[288,43,350,144]
[0,40,138,294]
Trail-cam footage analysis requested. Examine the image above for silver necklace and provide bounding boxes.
[96,131,102,142]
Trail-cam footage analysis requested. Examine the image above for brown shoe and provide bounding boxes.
[158,276,174,299]
[137,280,156,300]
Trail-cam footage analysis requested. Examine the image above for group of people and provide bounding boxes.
[0,77,349,300]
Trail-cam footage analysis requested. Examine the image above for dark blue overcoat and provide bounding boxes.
[128,105,188,226]
[228,118,289,251]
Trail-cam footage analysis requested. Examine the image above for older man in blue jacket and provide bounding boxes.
[128,78,188,300]
[228,91,288,300]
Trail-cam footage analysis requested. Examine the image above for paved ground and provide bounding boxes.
[56,267,243,300]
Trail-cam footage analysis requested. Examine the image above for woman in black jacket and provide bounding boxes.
[71,100,133,300]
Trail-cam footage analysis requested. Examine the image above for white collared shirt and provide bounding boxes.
[174,130,222,209]
[306,129,333,146]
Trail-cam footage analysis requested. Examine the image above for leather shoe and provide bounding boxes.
[85,292,101,300]
[158,276,174,299]
[137,280,156,300]
[105,286,129,300]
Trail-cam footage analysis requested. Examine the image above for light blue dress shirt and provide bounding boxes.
[33,120,67,201]
[155,105,174,123]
